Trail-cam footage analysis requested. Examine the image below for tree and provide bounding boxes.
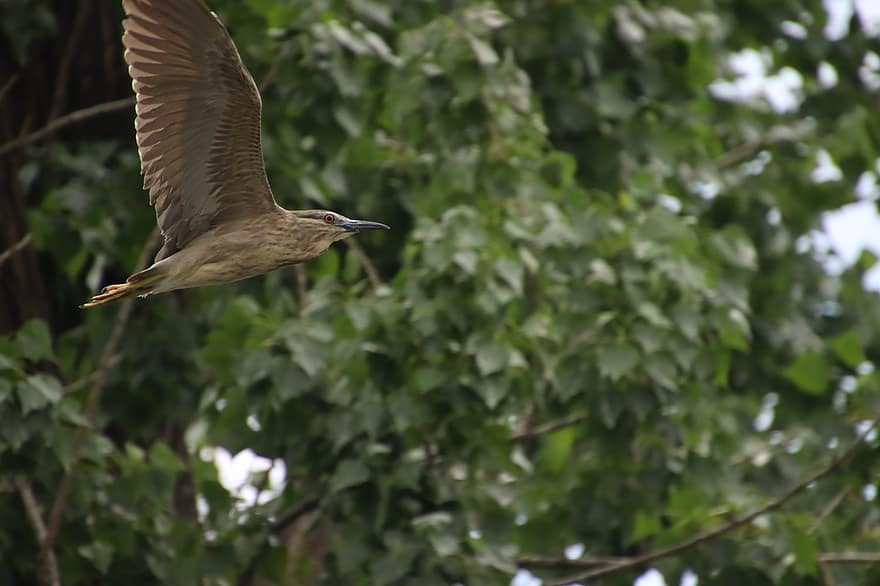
[1,1,879,585]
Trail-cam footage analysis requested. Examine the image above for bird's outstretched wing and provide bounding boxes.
[122,0,278,261]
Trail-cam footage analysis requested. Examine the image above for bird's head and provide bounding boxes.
[293,210,389,249]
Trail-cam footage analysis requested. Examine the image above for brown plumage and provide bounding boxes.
[83,0,388,308]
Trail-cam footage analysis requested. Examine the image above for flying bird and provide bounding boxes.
[83,0,388,308]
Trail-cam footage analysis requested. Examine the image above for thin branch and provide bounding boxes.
[345,239,382,290]
[509,411,587,442]
[0,74,18,107]
[236,496,322,586]
[819,559,835,586]
[63,353,122,395]
[809,486,850,534]
[16,478,61,586]
[44,229,160,550]
[49,0,93,121]
[293,265,308,306]
[0,96,134,157]
[712,121,815,169]
[0,233,32,269]
[517,553,629,569]
[819,552,880,563]
[259,60,282,94]
[536,418,878,586]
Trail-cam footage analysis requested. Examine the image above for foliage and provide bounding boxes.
[1,0,880,585]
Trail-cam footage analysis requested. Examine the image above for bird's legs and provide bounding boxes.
[80,264,163,308]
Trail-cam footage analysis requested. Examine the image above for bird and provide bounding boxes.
[82,0,389,308]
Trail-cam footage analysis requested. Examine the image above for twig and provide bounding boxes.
[16,479,61,586]
[517,553,629,569]
[0,233,32,269]
[49,0,93,121]
[712,121,815,169]
[819,558,835,586]
[63,353,122,395]
[819,552,880,563]
[809,487,850,534]
[538,418,879,586]
[344,239,381,290]
[259,60,282,94]
[293,265,308,306]
[236,496,322,586]
[0,74,18,108]
[44,229,159,550]
[713,139,766,169]
[0,96,135,157]
[509,411,587,442]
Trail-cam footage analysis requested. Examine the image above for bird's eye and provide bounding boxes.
[323,214,335,224]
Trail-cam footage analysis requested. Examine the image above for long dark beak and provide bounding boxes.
[339,218,390,232]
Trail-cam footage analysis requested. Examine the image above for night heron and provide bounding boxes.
[83,0,389,308]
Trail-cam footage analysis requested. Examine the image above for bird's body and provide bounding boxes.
[83,0,387,308]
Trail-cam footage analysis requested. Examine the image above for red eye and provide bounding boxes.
[324,214,335,224]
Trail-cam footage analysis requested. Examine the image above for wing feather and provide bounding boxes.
[122,0,278,261]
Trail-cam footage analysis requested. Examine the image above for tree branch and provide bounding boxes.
[517,553,629,569]
[63,353,122,395]
[0,96,134,157]
[0,233,32,269]
[0,74,18,108]
[236,496,322,586]
[293,265,309,306]
[49,0,93,122]
[345,239,382,291]
[509,411,587,442]
[530,418,878,586]
[16,478,61,586]
[819,552,880,563]
[809,486,850,534]
[43,229,160,550]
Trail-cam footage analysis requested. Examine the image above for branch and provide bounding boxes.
[0,233,32,269]
[44,229,160,550]
[16,479,61,586]
[49,0,93,121]
[517,553,629,569]
[0,96,134,157]
[236,496,322,586]
[712,121,815,169]
[819,552,880,563]
[344,239,382,291]
[809,486,850,534]
[534,418,878,586]
[63,353,122,395]
[293,265,309,306]
[0,74,18,107]
[509,411,587,442]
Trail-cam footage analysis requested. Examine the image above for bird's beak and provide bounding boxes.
[339,218,390,232]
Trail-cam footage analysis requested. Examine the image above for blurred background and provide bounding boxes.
[2,1,880,585]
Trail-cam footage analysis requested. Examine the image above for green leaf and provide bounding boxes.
[15,319,53,362]
[79,541,114,574]
[710,226,757,270]
[330,460,370,493]
[783,352,830,395]
[828,331,865,368]
[631,511,661,541]
[467,34,498,66]
[542,427,576,471]
[475,343,508,376]
[644,354,677,390]
[149,442,183,472]
[597,344,639,381]
[16,374,62,413]
[790,526,817,574]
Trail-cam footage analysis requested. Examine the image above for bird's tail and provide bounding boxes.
[80,266,162,309]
